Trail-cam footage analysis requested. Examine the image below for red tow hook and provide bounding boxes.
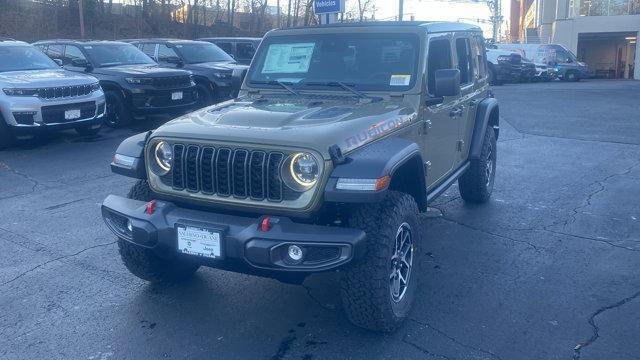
[260,216,272,232]
[145,199,157,215]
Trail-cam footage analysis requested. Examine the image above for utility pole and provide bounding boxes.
[79,0,86,39]
[487,0,502,41]
[399,0,404,21]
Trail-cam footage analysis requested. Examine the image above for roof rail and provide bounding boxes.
[0,37,16,41]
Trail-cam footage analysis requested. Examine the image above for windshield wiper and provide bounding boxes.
[302,81,382,102]
[251,80,301,97]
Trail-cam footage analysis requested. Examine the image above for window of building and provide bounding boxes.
[573,0,640,16]
[455,38,474,84]
[427,39,453,95]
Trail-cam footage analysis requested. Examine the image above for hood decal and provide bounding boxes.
[343,113,417,153]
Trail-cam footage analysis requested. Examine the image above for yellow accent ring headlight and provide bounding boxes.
[282,152,319,191]
[153,141,173,174]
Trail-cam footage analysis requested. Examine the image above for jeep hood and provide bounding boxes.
[152,96,418,159]
[0,69,97,87]
[91,65,190,77]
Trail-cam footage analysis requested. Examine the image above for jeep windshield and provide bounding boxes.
[246,33,419,92]
[0,46,58,72]
[82,44,156,68]
[175,43,235,64]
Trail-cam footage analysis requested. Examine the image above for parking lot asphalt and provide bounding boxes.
[1,80,639,360]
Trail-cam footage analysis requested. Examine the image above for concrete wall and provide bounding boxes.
[552,15,640,52]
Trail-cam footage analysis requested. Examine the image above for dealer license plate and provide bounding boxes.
[177,225,221,259]
[171,91,183,101]
[64,109,81,120]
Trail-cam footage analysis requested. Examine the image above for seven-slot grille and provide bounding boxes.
[37,84,95,99]
[169,144,285,202]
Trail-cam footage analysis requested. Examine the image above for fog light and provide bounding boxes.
[126,219,133,232]
[287,245,304,262]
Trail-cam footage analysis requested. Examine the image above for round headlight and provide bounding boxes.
[282,152,319,191]
[153,141,173,175]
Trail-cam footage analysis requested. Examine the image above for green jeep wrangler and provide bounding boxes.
[102,21,499,332]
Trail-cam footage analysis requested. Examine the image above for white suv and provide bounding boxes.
[0,40,105,148]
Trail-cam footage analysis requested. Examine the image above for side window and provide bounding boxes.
[236,42,255,60]
[427,39,453,95]
[157,44,178,61]
[472,36,487,78]
[141,43,157,59]
[64,46,87,66]
[35,44,47,52]
[455,37,474,84]
[216,42,233,54]
[46,44,65,61]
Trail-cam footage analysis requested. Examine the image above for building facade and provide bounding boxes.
[510,0,639,79]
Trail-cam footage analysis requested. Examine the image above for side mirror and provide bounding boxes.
[53,59,63,67]
[425,69,461,107]
[434,69,461,97]
[71,58,92,72]
[164,57,184,68]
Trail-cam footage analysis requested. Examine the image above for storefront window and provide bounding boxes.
[572,0,640,16]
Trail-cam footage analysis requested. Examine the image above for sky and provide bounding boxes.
[366,0,510,38]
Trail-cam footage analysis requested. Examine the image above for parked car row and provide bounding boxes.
[0,37,256,148]
[486,43,591,85]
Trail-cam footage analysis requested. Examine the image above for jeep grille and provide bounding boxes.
[153,76,192,88]
[164,144,287,202]
[37,84,94,99]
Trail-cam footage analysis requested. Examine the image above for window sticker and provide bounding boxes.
[262,43,315,74]
[390,74,411,86]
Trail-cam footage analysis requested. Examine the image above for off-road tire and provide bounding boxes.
[195,83,213,109]
[564,70,580,82]
[488,65,502,86]
[340,191,421,332]
[0,114,15,150]
[458,127,497,203]
[104,90,131,128]
[117,180,200,283]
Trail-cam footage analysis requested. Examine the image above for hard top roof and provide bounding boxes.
[273,21,482,34]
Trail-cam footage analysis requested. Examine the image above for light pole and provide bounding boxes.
[79,0,86,39]
[399,0,404,21]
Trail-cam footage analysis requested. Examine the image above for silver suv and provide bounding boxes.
[0,40,105,148]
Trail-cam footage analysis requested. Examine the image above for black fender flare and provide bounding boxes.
[469,97,499,160]
[99,80,123,93]
[324,137,427,211]
[110,131,150,179]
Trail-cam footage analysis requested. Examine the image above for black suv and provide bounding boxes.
[125,39,248,106]
[34,40,198,128]
[197,37,261,65]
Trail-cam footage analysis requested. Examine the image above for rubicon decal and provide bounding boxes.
[344,114,417,150]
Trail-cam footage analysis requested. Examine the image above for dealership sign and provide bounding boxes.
[314,0,345,14]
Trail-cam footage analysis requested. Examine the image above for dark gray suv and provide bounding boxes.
[126,39,248,107]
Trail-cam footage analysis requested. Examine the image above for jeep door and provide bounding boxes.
[422,34,460,188]
[453,33,488,165]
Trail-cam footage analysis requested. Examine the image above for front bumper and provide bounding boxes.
[1,92,106,136]
[101,195,366,273]
[125,86,198,114]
